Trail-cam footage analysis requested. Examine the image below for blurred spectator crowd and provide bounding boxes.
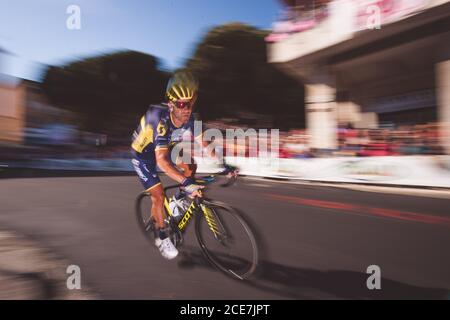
[205,121,445,159]
[265,0,429,43]
[0,122,445,165]
[266,0,330,43]
[333,122,444,157]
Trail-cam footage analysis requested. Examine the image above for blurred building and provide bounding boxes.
[0,48,25,145]
[0,73,25,144]
[268,0,450,153]
[0,74,77,148]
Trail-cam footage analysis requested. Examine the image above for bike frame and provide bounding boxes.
[163,185,221,237]
[163,195,197,231]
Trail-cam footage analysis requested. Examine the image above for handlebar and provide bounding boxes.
[163,171,237,194]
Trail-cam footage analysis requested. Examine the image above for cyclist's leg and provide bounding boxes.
[131,158,165,229]
[148,184,165,230]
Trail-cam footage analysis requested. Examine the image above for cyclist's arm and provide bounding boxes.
[155,148,186,184]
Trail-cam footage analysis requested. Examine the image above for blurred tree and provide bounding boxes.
[42,50,169,140]
[186,23,305,130]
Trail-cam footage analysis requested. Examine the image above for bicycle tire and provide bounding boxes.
[195,200,258,280]
[135,191,182,247]
[135,192,157,240]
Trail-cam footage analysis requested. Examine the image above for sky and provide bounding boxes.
[0,0,283,81]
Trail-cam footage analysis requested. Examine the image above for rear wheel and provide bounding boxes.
[195,200,258,280]
[135,192,183,247]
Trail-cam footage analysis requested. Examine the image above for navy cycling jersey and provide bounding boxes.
[131,104,201,163]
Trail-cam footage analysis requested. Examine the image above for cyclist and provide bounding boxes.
[131,70,235,260]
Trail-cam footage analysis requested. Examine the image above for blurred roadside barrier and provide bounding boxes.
[3,156,450,188]
[196,156,450,189]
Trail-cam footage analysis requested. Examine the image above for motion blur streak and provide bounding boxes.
[266,193,450,227]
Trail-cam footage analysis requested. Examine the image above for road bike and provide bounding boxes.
[135,174,258,280]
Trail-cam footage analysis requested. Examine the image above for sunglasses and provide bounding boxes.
[173,100,194,110]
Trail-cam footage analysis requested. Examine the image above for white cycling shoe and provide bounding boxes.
[155,237,179,260]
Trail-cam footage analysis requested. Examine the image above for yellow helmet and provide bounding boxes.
[166,70,199,102]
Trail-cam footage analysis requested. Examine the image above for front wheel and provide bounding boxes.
[195,200,258,280]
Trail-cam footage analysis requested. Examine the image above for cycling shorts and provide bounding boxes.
[131,159,162,191]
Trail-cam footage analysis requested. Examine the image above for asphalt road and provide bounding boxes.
[0,175,449,299]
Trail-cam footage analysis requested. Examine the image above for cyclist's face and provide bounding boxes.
[170,98,195,123]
